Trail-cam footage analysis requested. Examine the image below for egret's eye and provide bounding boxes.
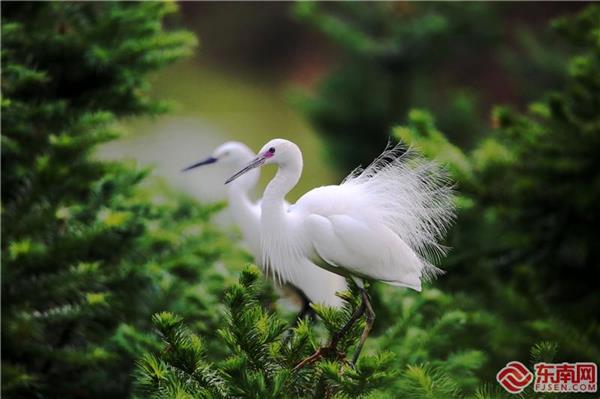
[268,147,275,154]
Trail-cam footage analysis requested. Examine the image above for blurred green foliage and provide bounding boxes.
[396,4,600,326]
[292,2,570,171]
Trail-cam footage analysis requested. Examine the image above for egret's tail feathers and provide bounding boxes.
[384,279,422,292]
[384,262,444,292]
[343,140,456,269]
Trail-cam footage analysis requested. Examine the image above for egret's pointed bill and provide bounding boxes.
[181,157,218,172]
[225,156,265,184]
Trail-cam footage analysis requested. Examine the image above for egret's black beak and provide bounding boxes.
[225,156,265,184]
[181,157,218,172]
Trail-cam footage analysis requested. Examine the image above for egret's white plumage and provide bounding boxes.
[183,141,347,308]
[239,139,454,291]
[225,138,455,365]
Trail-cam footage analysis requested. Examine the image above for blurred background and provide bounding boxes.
[3,2,599,398]
[99,2,343,203]
[100,2,583,202]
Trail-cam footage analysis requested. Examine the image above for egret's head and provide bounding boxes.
[182,141,255,172]
[183,141,259,189]
[212,141,256,167]
[225,139,301,184]
[257,139,301,165]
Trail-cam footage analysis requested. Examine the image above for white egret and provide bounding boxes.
[182,142,347,316]
[225,139,455,366]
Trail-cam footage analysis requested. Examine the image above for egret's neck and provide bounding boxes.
[226,166,259,207]
[227,178,261,259]
[262,159,302,222]
[259,148,304,282]
[227,183,254,213]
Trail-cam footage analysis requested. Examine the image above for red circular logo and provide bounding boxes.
[496,361,533,394]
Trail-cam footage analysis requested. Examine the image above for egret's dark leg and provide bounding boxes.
[293,292,366,372]
[329,299,365,348]
[283,290,316,345]
[351,287,375,365]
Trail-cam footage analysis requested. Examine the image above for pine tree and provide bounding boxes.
[0,2,251,398]
[136,267,397,399]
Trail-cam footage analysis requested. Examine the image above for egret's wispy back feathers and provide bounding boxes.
[342,141,456,280]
